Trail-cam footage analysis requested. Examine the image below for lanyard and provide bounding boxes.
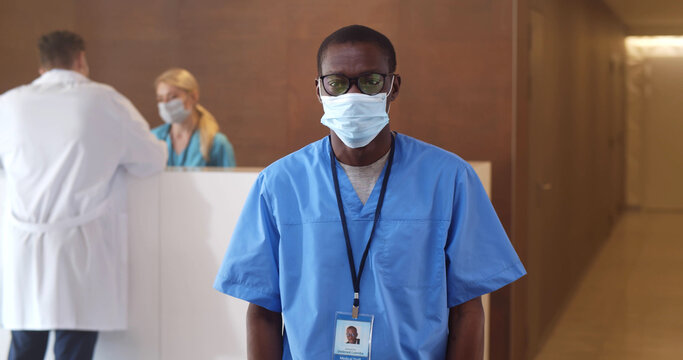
[329,134,395,318]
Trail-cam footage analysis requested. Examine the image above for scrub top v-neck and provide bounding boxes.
[151,123,236,167]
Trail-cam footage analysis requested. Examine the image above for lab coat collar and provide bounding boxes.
[32,69,90,85]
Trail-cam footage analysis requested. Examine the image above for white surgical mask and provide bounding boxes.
[319,80,393,148]
[158,98,191,124]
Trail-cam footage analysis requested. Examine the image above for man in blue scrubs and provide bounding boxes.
[214,25,526,359]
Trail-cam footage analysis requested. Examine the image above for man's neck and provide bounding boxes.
[331,126,392,166]
[40,66,87,77]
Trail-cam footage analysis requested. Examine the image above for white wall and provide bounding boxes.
[0,164,491,359]
[626,37,683,209]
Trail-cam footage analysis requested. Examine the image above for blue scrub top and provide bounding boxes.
[214,134,525,359]
[151,124,236,167]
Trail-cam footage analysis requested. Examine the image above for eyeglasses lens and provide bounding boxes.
[323,75,349,96]
[358,73,384,95]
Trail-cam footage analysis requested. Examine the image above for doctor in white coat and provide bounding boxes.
[0,30,167,359]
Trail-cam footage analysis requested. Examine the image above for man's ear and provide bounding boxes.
[72,52,83,69]
[315,79,322,103]
[38,67,47,75]
[388,74,401,103]
[72,51,89,76]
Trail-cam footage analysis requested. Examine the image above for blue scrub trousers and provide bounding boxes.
[8,330,98,360]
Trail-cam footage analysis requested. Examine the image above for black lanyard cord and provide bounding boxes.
[329,133,396,317]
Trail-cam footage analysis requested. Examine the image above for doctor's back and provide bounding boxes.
[0,68,165,230]
[0,31,166,336]
[0,73,165,219]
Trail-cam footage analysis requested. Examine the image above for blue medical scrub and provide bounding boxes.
[214,133,525,359]
[151,124,236,167]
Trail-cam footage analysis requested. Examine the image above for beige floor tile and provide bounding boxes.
[534,211,683,360]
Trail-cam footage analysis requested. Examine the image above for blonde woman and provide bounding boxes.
[152,68,235,167]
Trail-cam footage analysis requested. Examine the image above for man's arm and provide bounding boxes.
[114,92,167,176]
[446,296,485,360]
[247,303,283,360]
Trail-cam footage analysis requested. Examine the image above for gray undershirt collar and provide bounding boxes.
[338,151,391,205]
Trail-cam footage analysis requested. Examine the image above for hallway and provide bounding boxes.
[535,211,683,359]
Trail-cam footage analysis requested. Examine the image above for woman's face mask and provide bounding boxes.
[158,98,191,124]
[156,82,193,125]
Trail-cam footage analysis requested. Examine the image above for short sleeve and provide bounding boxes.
[209,133,236,167]
[445,164,526,307]
[213,173,281,312]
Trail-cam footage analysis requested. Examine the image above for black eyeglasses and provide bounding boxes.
[319,72,394,96]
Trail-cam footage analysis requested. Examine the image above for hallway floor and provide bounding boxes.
[535,211,683,359]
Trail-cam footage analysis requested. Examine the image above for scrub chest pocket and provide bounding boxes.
[376,220,447,289]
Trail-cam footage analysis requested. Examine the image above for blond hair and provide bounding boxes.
[155,68,219,162]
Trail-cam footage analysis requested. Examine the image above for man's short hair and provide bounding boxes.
[38,30,85,69]
[317,25,396,76]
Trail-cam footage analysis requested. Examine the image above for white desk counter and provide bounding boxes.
[0,163,491,359]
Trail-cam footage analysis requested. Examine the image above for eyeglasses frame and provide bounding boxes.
[318,72,396,96]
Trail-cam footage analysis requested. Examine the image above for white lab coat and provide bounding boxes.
[0,69,167,330]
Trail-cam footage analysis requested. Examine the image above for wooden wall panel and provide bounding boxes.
[521,0,626,358]
[0,0,77,89]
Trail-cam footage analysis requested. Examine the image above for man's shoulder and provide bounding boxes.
[85,80,120,94]
[3,77,122,101]
[0,83,31,102]
[396,133,470,171]
[67,81,137,116]
[259,137,327,182]
[265,137,327,171]
[76,80,127,101]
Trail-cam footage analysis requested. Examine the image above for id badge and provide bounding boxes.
[333,312,374,360]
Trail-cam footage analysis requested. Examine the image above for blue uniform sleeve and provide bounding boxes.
[213,173,281,312]
[445,164,526,307]
[209,133,236,167]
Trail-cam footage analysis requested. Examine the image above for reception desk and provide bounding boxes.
[0,163,491,359]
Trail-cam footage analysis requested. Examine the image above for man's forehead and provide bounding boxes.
[321,42,390,75]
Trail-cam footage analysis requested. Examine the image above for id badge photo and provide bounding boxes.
[332,312,374,360]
